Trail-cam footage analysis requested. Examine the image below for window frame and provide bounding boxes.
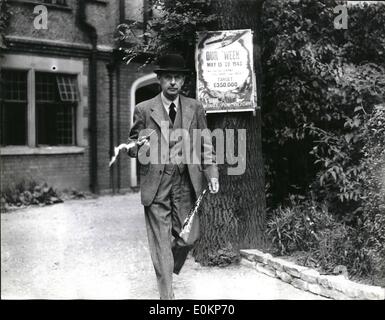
[0,54,87,155]
[34,72,79,146]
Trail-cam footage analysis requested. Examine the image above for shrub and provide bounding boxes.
[262,0,385,284]
[358,105,385,280]
[1,179,63,211]
[267,107,385,281]
[262,0,385,213]
[267,197,333,256]
[266,198,378,277]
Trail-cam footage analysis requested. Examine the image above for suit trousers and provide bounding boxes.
[144,164,199,300]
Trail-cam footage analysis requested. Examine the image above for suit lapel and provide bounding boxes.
[180,95,194,131]
[150,94,169,142]
[150,94,167,127]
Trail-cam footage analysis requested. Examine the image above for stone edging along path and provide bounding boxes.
[240,249,385,300]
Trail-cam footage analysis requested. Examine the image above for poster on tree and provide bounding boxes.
[195,29,256,113]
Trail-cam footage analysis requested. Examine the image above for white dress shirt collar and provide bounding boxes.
[161,92,179,114]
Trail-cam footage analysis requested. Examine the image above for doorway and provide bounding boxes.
[130,73,159,187]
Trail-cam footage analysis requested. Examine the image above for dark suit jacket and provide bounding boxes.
[128,93,218,206]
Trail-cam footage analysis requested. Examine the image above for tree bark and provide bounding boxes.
[193,0,267,265]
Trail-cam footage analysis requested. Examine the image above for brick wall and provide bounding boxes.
[0,54,91,193]
[0,152,90,191]
[1,0,159,194]
[0,59,159,194]
[86,1,119,47]
[115,62,158,191]
[116,62,135,190]
[6,0,120,47]
[97,61,157,192]
[95,60,110,191]
[7,0,88,44]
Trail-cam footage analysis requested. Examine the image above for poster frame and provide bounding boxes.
[195,29,257,114]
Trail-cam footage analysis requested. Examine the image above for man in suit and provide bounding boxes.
[127,54,219,299]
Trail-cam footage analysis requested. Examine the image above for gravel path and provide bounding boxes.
[1,193,326,300]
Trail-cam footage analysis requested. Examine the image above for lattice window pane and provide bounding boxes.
[56,104,75,145]
[1,69,28,102]
[0,70,27,145]
[37,103,75,146]
[0,102,27,146]
[56,75,79,102]
[36,73,57,103]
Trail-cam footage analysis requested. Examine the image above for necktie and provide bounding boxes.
[169,102,176,124]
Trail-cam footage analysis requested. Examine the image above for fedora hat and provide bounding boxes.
[154,54,190,74]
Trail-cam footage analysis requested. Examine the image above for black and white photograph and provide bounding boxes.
[1,0,384,309]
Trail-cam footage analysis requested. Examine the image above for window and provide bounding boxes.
[56,75,79,102]
[0,69,79,147]
[36,73,78,146]
[0,70,28,146]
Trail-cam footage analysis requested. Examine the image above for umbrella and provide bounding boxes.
[179,188,208,243]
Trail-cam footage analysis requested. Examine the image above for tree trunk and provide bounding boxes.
[193,0,267,265]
